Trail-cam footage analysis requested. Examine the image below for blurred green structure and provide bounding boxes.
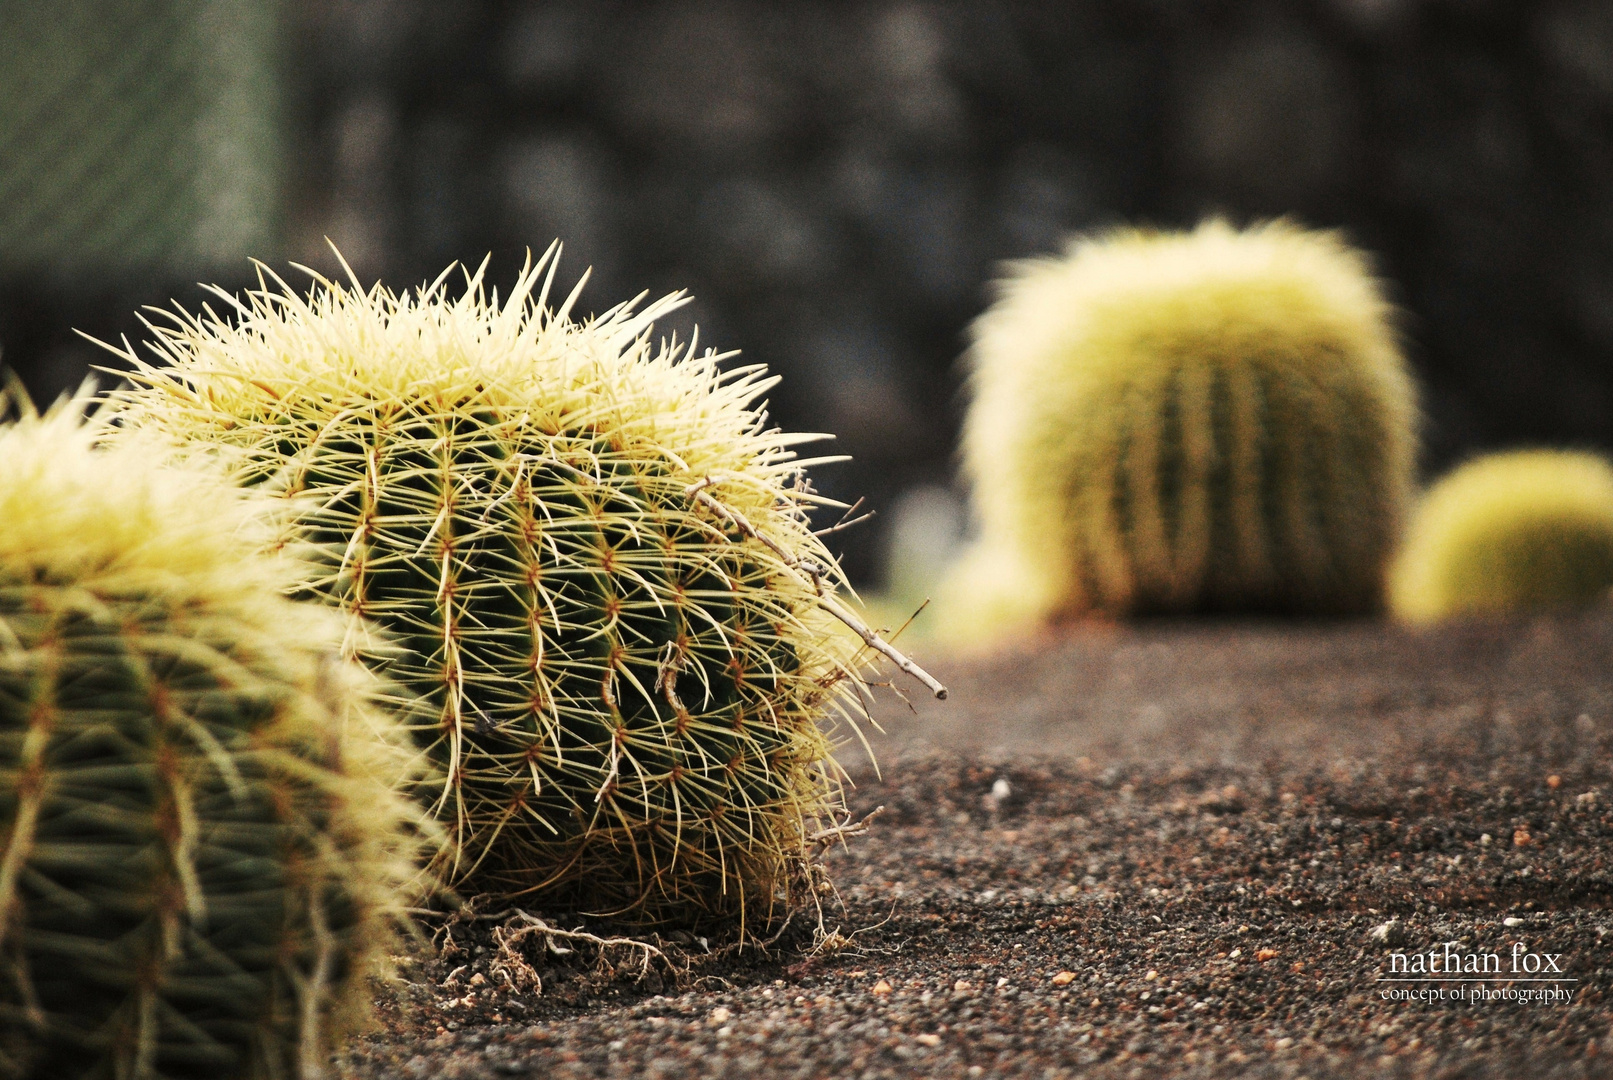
[0,0,281,273]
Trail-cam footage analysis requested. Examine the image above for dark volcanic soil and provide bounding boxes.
[346,613,1613,1079]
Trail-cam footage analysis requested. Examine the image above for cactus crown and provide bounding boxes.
[950,218,1415,629]
[0,394,423,1078]
[1390,449,1613,622]
[101,248,875,926]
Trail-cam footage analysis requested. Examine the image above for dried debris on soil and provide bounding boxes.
[345,614,1613,1079]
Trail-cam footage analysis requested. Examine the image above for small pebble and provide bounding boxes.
[873,980,893,996]
[1548,775,1561,789]
[1369,920,1407,946]
[915,1033,942,1046]
[954,980,973,992]
[1504,917,1524,927]
[709,1007,731,1025]
[1256,949,1278,961]
[1051,971,1076,985]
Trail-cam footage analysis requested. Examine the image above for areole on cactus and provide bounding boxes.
[100,246,942,926]
[0,393,424,1079]
[942,219,1417,637]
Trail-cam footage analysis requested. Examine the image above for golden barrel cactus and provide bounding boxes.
[943,219,1417,639]
[0,395,422,1079]
[100,250,927,926]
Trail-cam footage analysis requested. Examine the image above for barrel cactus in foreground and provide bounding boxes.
[102,249,933,926]
[940,219,1417,640]
[1390,449,1613,622]
[0,397,422,1078]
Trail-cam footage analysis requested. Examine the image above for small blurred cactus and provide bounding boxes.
[1390,449,1613,622]
[940,219,1416,641]
[0,394,422,1078]
[100,248,905,926]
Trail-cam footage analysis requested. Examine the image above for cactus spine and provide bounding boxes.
[946,219,1416,632]
[102,250,882,926]
[1390,449,1613,622]
[0,396,421,1079]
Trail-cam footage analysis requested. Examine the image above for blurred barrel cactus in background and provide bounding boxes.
[102,249,893,926]
[0,396,421,1078]
[939,219,1417,643]
[1390,450,1613,622]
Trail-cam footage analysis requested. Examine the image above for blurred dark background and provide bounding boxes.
[3,0,1612,585]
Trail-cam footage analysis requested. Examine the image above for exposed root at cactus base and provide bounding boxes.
[396,803,891,1017]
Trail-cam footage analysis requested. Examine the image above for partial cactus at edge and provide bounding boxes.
[100,249,882,926]
[0,396,423,1079]
[942,219,1416,636]
[1390,449,1613,622]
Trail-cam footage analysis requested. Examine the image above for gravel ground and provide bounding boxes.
[345,613,1613,1079]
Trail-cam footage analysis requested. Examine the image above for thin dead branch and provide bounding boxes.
[686,477,948,700]
[813,496,874,537]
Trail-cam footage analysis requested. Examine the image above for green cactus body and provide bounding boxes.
[1390,449,1613,622]
[0,399,421,1078]
[102,253,869,925]
[944,220,1416,635]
